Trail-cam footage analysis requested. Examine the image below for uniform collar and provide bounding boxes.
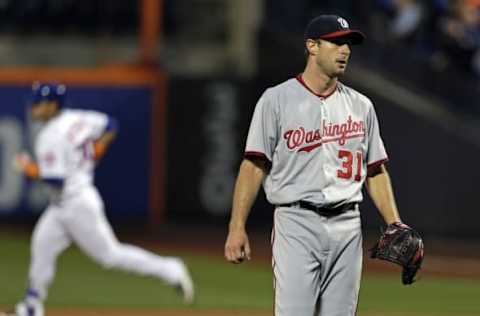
[295,74,338,100]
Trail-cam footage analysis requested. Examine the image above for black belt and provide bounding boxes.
[278,201,358,217]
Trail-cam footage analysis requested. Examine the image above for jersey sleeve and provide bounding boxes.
[67,110,111,147]
[244,89,278,162]
[366,105,388,169]
[82,110,110,139]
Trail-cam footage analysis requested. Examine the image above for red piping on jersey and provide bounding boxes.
[367,158,389,175]
[244,151,271,162]
[296,74,337,99]
[367,158,388,168]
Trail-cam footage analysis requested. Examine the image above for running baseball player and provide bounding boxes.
[2,83,194,316]
[224,15,415,316]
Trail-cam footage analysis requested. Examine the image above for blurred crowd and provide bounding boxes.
[2,0,478,78]
[373,0,480,77]
[0,0,137,35]
[1,0,479,82]
[259,0,480,115]
[261,0,480,82]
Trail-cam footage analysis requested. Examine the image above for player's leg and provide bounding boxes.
[272,207,323,316]
[317,210,362,316]
[15,205,71,316]
[64,187,194,303]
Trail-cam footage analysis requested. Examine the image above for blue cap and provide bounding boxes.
[31,82,66,107]
[304,15,365,45]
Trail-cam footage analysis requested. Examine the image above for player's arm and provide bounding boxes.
[93,116,118,161]
[13,152,64,187]
[225,157,268,264]
[365,164,401,225]
[13,153,39,180]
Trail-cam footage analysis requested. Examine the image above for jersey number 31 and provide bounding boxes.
[337,150,362,182]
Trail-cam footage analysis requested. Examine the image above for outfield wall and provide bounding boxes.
[167,77,480,238]
[0,67,166,224]
[1,72,479,238]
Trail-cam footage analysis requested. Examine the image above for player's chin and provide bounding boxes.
[333,66,347,77]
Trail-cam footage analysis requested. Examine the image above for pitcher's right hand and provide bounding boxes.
[224,228,251,264]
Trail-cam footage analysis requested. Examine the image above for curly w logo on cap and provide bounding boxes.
[337,17,349,29]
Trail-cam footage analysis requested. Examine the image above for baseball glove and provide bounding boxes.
[370,222,424,285]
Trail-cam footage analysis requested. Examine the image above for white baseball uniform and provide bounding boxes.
[24,109,191,304]
[245,75,388,316]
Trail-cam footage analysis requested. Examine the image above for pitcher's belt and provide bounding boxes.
[277,201,358,217]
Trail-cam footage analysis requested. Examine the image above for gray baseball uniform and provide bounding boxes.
[245,75,388,316]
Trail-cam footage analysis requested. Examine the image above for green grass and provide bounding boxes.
[359,275,480,315]
[1,231,480,315]
[0,232,273,311]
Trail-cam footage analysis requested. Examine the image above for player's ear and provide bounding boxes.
[305,39,319,55]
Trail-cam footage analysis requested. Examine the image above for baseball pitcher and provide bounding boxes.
[224,15,423,316]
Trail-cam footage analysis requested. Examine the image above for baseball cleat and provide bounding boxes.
[3,301,44,316]
[175,260,195,305]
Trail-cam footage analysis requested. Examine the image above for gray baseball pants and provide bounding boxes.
[272,204,362,316]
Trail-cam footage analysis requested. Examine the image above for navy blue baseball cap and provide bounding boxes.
[31,82,66,107]
[304,15,365,45]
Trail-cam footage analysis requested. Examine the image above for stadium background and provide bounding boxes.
[1,0,480,315]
